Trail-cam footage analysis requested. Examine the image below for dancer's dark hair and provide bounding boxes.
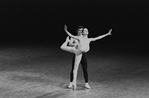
[76,25,84,32]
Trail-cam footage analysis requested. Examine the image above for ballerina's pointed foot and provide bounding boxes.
[72,83,77,90]
[85,83,91,89]
[67,82,77,90]
[68,82,73,88]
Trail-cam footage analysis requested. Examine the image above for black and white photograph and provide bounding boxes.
[0,0,149,98]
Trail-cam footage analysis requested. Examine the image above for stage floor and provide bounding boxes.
[0,46,149,98]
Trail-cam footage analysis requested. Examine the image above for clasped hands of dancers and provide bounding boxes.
[61,25,112,90]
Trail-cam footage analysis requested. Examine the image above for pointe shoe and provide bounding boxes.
[68,82,77,89]
[85,83,91,89]
[68,82,73,88]
[72,82,77,90]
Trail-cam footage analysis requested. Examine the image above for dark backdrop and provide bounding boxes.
[0,0,148,53]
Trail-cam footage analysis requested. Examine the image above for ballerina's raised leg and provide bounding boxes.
[61,36,83,89]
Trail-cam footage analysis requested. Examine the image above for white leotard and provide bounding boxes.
[78,38,91,52]
[69,37,91,53]
[69,38,78,47]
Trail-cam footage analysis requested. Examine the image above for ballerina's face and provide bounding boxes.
[83,28,89,35]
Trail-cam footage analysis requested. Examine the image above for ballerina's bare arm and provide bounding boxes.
[89,29,112,41]
[64,25,80,40]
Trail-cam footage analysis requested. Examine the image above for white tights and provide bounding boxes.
[72,53,82,85]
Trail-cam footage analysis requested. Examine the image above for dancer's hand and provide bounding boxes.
[108,29,112,35]
[64,25,67,31]
[66,36,70,42]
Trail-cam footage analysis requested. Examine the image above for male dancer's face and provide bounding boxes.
[77,28,83,36]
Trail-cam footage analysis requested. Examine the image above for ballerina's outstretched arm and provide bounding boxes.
[64,25,80,40]
[60,36,75,53]
[90,29,112,41]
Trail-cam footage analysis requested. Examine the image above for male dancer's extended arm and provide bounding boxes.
[90,29,112,41]
[64,25,80,40]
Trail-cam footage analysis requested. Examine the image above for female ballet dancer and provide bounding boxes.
[61,36,84,90]
[67,26,90,89]
[61,25,112,89]
[63,26,92,89]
